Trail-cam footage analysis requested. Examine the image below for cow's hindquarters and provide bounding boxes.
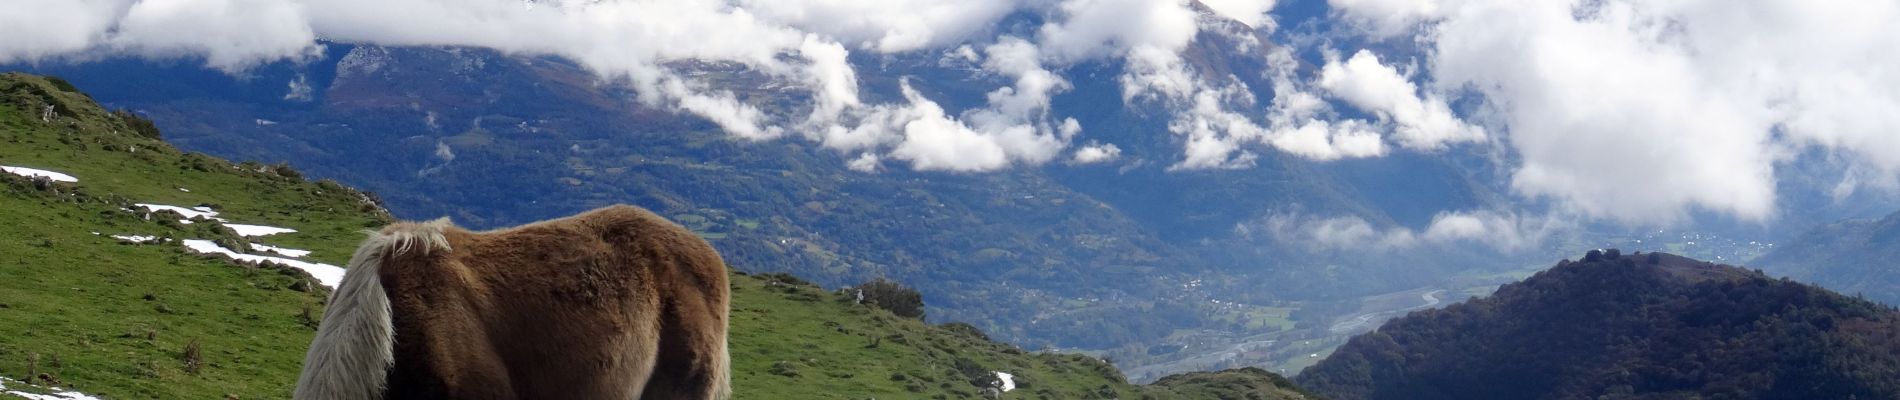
[295,222,450,400]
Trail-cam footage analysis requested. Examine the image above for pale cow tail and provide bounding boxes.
[713,333,733,400]
[294,220,451,400]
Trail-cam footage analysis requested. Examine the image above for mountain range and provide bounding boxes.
[7,19,1521,357]
[1754,209,1900,306]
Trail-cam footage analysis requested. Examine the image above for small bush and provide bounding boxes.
[113,110,162,140]
[858,278,925,319]
[26,352,40,383]
[299,302,320,330]
[271,162,303,180]
[182,338,203,374]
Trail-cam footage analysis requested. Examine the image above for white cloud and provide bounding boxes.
[0,0,125,64]
[1419,210,1562,252]
[1072,142,1121,164]
[738,0,1018,53]
[0,0,1427,175]
[887,83,1013,171]
[1318,49,1482,150]
[0,0,319,72]
[110,0,322,72]
[846,152,881,172]
[799,37,860,127]
[1327,0,1440,38]
[1198,0,1280,28]
[1256,213,1417,250]
[1416,0,1900,223]
[880,79,1072,172]
[1266,119,1386,161]
[1254,209,1562,252]
[1036,0,1199,65]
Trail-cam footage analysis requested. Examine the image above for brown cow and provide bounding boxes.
[295,205,731,399]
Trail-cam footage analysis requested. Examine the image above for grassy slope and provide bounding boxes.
[0,72,388,398]
[0,72,1311,399]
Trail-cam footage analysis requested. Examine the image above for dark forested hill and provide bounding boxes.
[1297,250,1900,400]
[1753,209,1900,306]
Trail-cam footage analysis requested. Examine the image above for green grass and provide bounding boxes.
[0,72,388,398]
[728,276,1156,399]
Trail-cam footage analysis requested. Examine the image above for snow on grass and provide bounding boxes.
[133,204,223,221]
[0,377,102,400]
[182,239,342,287]
[131,204,298,236]
[110,234,164,244]
[1,166,77,183]
[994,371,1016,392]
[223,224,296,237]
[249,243,311,258]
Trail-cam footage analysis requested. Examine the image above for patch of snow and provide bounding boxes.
[0,377,102,400]
[250,243,311,258]
[132,204,301,237]
[994,371,1016,392]
[181,239,342,287]
[1,166,77,183]
[224,224,297,237]
[111,235,164,244]
[133,204,224,222]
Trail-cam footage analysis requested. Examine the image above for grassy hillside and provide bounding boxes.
[0,72,392,398]
[0,73,1312,399]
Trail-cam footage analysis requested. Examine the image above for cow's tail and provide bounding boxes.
[713,332,733,400]
[294,219,451,400]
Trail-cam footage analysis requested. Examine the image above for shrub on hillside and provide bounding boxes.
[113,110,162,140]
[857,278,925,319]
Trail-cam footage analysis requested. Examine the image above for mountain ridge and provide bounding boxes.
[1297,249,1900,400]
[1753,209,1900,306]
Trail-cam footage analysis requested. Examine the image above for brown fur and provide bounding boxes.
[365,205,728,399]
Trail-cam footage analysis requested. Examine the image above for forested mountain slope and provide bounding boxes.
[1298,250,1900,400]
[1753,209,1900,306]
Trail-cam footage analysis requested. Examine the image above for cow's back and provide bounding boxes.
[379,205,728,399]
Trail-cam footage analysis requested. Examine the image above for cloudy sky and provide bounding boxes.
[4,0,1898,232]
